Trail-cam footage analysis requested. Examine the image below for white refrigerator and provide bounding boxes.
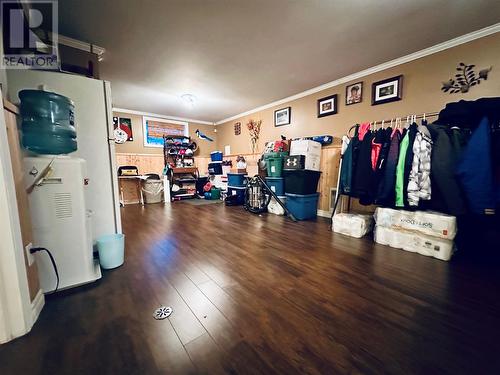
[6,70,122,243]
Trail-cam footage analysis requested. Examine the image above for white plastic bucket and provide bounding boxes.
[96,234,125,269]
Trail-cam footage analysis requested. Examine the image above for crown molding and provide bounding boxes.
[57,34,106,56]
[215,23,500,125]
[112,107,214,125]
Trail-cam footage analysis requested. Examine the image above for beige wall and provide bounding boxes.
[216,33,500,154]
[113,111,218,157]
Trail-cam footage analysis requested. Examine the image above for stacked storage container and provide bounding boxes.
[263,151,288,215]
[283,140,321,220]
[208,151,223,175]
[373,208,457,261]
[265,151,288,177]
[266,176,286,216]
[227,172,247,205]
[208,151,227,199]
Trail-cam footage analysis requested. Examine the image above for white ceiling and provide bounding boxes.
[58,0,500,123]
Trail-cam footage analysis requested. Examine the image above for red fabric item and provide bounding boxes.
[358,122,371,141]
[371,139,382,171]
[273,140,288,152]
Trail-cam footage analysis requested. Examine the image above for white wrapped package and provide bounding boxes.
[332,213,374,238]
[374,225,454,261]
[374,207,457,240]
[268,196,286,216]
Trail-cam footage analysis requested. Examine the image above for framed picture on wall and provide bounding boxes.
[372,75,403,105]
[142,116,189,147]
[317,94,338,117]
[274,107,291,126]
[345,82,362,105]
[119,117,133,141]
[113,117,133,142]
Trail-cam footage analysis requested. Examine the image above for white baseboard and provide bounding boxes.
[317,209,332,218]
[30,289,44,328]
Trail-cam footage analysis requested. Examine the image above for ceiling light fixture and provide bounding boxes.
[181,94,196,109]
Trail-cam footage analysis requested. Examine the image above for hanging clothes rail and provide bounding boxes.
[332,110,440,222]
[368,111,440,127]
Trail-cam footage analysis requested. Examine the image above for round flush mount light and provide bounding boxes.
[181,94,196,109]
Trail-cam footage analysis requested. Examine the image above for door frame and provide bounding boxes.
[0,94,33,343]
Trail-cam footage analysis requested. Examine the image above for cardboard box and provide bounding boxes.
[290,140,321,171]
[304,155,321,171]
[290,139,321,158]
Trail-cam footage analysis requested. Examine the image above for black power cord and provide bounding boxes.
[30,247,59,293]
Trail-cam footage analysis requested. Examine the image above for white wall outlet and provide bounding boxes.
[25,243,35,266]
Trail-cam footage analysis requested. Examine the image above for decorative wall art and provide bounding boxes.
[142,116,188,147]
[113,116,133,141]
[441,62,492,94]
[274,107,291,126]
[372,75,403,105]
[234,122,241,135]
[317,94,338,117]
[345,82,363,105]
[247,119,262,154]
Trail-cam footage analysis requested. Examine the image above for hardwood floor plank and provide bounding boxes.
[1,203,499,375]
[183,264,212,285]
[167,270,243,351]
[184,332,231,375]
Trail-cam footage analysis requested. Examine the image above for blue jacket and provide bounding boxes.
[456,117,496,215]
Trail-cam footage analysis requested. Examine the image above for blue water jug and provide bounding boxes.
[19,90,77,154]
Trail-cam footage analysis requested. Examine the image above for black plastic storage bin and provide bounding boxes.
[284,155,305,170]
[283,169,321,195]
[208,161,223,175]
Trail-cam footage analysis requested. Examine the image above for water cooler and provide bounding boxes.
[20,89,101,293]
[24,156,101,292]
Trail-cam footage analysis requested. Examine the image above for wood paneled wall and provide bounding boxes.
[116,153,164,175]
[116,149,344,212]
[116,153,212,177]
[317,146,341,213]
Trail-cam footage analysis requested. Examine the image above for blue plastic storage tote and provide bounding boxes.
[210,151,223,161]
[227,173,247,187]
[285,193,319,220]
[227,186,246,205]
[96,234,125,269]
[265,177,285,196]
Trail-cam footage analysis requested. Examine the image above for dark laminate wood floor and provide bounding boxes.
[1,202,500,374]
